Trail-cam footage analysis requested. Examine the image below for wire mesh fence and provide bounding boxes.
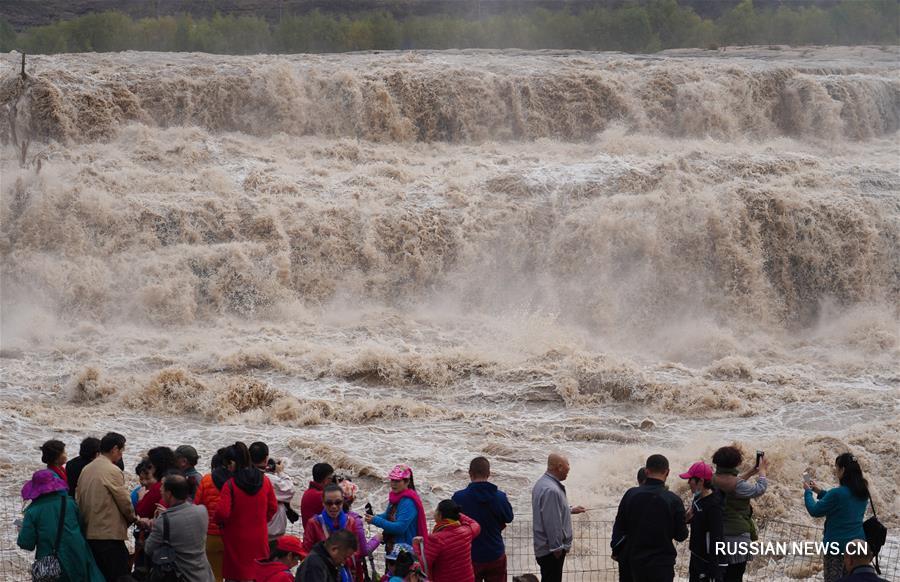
[2,494,898,581]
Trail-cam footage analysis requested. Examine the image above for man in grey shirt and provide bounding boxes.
[145,474,215,582]
[532,453,586,582]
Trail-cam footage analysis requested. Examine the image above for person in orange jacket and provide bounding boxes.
[194,448,230,582]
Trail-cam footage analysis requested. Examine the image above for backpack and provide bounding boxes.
[863,497,888,575]
[148,512,186,582]
[31,495,66,582]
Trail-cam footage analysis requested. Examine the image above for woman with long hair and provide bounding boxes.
[195,448,231,582]
[804,452,870,582]
[214,441,277,582]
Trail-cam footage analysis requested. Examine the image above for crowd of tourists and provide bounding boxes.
[14,433,888,582]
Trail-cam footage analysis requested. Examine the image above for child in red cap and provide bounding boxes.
[255,535,305,582]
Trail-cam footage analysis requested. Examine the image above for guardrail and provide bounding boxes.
[3,495,896,581]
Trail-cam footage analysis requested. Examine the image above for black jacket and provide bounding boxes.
[66,455,123,497]
[611,478,689,568]
[836,565,889,582]
[688,491,726,579]
[295,542,339,582]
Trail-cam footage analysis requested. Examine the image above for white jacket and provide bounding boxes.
[265,471,296,539]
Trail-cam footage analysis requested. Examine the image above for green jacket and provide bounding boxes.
[723,494,758,540]
[16,491,104,582]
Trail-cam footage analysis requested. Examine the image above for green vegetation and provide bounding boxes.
[1,0,897,54]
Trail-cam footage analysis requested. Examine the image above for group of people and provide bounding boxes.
[14,434,887,582]
[602,447,886,582]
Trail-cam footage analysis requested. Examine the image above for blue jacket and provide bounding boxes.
[804,486,867,547]
[452,481,514,563]
[372,497,418,547]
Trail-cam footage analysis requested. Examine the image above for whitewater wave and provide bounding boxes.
[1,50,898,145]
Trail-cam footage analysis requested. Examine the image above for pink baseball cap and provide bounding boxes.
[679,461,713,481]
[388,464,413,480]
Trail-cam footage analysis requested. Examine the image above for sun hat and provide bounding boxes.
[21,469,68,501]
[679,461,713,481]
[388,464,413,481]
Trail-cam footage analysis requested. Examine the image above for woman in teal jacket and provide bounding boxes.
[804,453,869,582]
[17,470,104,582]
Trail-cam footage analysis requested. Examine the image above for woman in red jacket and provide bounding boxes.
[136,447,178,518]
[215,442,277,582]
[414,499,481,582]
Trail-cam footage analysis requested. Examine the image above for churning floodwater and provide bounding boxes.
[0,46,898,536]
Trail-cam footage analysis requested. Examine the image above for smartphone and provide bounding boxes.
[365,502,374,516]
[802,471,813,484]
[755,450,764,468]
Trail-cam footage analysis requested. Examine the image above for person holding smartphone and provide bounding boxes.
[804,453,870,582]
[711,446,768,582]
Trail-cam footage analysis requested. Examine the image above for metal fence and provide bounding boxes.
[3,495,898,581]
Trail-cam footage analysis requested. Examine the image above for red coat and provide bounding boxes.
[254,559,294,582]
[214,476,277,580]
[417,514,481,582]
[299,481,325,532]
[136,481,166,518]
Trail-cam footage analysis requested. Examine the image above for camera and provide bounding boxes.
[266,458,277,473]
[755,450,764,468]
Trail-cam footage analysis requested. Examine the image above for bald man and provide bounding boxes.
[531,453,586,582]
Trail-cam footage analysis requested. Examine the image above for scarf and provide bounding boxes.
[318,510,352,582]
[49,465,67,484]
[320,508,348,533]
[432,518,460,534]
[388,488,429,541]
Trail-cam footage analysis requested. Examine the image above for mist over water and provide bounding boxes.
[1,47,898,534]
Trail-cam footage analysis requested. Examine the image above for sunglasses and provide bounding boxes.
[324,500,344,507]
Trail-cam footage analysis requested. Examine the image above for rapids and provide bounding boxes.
[1,47,898,541]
